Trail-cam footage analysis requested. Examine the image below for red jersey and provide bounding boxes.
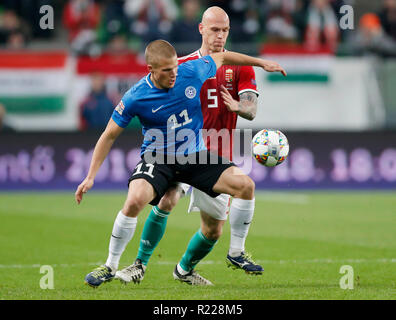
[178,50,258,160]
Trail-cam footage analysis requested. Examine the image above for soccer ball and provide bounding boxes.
[252,129,289,167]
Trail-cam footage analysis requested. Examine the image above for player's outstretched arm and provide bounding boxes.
[220,85,257,121]
[210,51,287,77]
[75,119,124,204]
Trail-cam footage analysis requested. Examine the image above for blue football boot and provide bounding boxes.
[226,252,264,275]
[84,265,115,288]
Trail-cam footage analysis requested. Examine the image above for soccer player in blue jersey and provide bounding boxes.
[75,39,286,287]
[119,7,265,286]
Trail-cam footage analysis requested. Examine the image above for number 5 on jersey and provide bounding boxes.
[207,89,218,108]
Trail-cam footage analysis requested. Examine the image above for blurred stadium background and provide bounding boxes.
[1,0,396,190]
[0,0,395,300]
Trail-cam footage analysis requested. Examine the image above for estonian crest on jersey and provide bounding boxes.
[115,101,125,115]
[185,86,196,99]
[225,69,233,82]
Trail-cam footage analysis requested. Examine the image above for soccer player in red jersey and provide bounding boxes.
[116,6,278,285]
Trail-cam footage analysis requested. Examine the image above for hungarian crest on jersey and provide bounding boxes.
[225,69,233,82]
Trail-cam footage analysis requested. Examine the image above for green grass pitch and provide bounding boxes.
[0,191,395,300]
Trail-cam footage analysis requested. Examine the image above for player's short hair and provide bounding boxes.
[145,40,177,67]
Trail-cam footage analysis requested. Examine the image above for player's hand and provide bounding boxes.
[220,85,239,113]
[261,60,287,77]
[75,178,94,205]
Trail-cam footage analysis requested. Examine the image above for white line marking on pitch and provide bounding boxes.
[0,262,103,269]
[255,192,310,204]
[0,258,394,269]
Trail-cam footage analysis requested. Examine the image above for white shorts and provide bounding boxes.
[178,183,191,197]
[187,187,231,221]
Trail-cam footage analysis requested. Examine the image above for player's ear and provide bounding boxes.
[147,64,153,73]
[198,23,204,35]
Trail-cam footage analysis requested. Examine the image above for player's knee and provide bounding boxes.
[122,197,146,217]
[247,177,255,193]
[157,187,181,212]
[212,227,223,240]
[158,195,178,212]
[202,224,223,241]
[205,228,222,241]
[239,176,255,199]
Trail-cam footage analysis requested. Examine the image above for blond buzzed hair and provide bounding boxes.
[145,40,177,67]
[201,6,229,26]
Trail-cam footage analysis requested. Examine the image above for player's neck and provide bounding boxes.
[150,74,167,90]
[199,46,224,57]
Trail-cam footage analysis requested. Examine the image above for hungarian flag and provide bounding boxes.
[0,51,70,114]
[261,44,334,83]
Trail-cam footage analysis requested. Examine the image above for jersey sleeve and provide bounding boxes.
[111,90,136,128]
[181,55,217,84]
[238,66,259,96]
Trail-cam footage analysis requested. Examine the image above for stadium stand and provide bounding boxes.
[0,0,396,130]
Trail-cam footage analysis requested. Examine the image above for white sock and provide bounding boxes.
[177,263,189,275]
[105,211,137,271]
[228,198,255,257]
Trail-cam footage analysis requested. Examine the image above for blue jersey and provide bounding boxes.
[112,56,217,157]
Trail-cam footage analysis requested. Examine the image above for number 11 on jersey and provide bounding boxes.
[168,109,193,130]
